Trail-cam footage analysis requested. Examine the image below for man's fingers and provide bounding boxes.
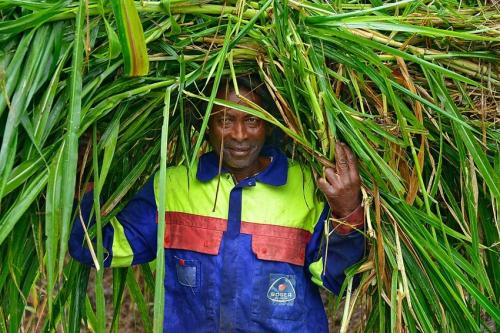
[342,143,360,180]
[336,142,349,174]
[324,167,340,186]
[317,177,335,197]
[343,143,357,165]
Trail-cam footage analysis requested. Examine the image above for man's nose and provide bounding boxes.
[230,121,248,141]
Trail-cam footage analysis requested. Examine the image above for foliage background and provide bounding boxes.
[0,0,498,332]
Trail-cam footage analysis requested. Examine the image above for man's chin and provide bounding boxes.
[224,151,253,165]
[223,155,256,171]
[225,160,253,170]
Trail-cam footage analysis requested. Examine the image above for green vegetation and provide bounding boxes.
[0,0,498,331]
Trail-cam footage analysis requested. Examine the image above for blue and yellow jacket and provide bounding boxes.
[69,147,365,332]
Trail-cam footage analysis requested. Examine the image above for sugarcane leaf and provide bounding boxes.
[45,146,64,316]
[0,30,35,118]
[110,0,149,76]
[0,1,64,35]
[153,86,172,333]
[101,142,160,216]
[110,267,128,332]
[67,265,90,333]
[90,123,106,333]
[58,0,85,278]
[126,268,153,333]
[307,17,498,42]
[98,119,119,190]
[0,171,48,246]
[306,27,480,86]
[103,17,122,60]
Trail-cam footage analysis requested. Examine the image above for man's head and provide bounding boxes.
[206,76,273,180]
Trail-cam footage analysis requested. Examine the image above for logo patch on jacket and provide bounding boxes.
[267,274,296,305]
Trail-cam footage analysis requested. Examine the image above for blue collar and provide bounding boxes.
[196,146,288,186]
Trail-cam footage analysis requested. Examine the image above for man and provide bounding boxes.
[69,76,365,332]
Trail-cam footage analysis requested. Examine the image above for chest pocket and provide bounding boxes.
[163,211,226,255]
[241,222,311,266]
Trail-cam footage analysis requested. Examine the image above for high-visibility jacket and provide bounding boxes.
[69,147,365,332]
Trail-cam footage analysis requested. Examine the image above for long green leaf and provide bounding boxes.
[110,0,149,76]
[153,86,172,333]
[58,0,85,276]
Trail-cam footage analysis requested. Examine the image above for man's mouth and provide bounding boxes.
[226,146,252,156]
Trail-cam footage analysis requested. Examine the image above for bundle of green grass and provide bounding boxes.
[0,0,498,331]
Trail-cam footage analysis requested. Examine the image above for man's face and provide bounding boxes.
[207,86,268,178]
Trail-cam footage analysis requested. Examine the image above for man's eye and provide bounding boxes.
[219,118,232,127]
[246,117,259,124]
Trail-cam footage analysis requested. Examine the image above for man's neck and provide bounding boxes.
[230,156,272,183]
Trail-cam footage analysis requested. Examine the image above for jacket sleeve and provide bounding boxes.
[305,205,366,295]
[69,177,158,268]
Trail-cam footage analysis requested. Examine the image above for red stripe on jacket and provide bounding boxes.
[161,212,311,265]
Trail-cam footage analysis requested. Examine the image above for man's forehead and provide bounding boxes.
[210,108,255,117]
[212,85,261,110]
[217,85,260,99]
